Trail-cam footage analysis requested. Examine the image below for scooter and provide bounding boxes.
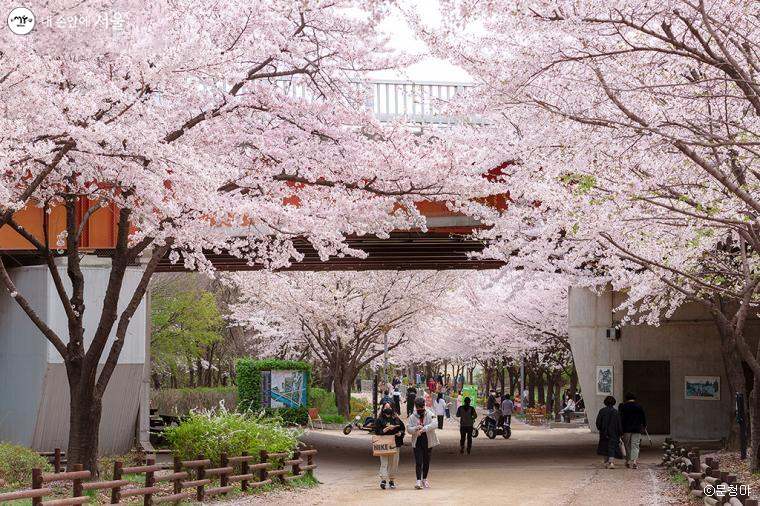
[342,407,375,435]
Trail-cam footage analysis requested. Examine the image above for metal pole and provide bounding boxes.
[520,356,525,403]
[384,330,389,387]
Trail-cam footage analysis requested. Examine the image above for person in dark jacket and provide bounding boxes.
[486,391,496,413]
[406,385,418,416]
[456,397,478,454]
[596,395,623,468]
[619,392,647,469]
[374,402,405,489]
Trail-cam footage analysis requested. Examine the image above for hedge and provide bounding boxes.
[236,358,311,425]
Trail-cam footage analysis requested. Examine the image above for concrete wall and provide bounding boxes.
[569,286,760,441]
[0,258,148,454]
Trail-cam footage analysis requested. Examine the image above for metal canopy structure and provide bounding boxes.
[155,232,504,272]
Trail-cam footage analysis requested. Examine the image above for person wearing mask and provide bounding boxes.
[392,387,402,415]
[374,401,405,490]
[406,384,418,417]
[596,395,624,469]
[456,396,478,455]
[428,376,437,393]
[433,392,447,429]
[500,394,514,426]
[407,397,438,489]
[619,392,647,469]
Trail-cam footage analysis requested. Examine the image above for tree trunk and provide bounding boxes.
[537,371,546,405]
[714,310,747,450]
[528,371,536,408]
[569,367,578,399]
[66,368,102,474]
[751,373,760,470]
[334,376,353,419]
[553,373,562,422]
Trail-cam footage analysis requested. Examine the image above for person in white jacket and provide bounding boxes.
[433,392,447,429]
[407,397,439,489]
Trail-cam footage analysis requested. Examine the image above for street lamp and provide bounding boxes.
[381,325,391,387]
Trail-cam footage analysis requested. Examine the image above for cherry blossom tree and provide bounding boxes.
[414,0,760,459]
[228,270,454,417]
[0,0,501,471]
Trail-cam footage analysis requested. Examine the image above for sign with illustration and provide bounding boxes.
[461,384,478,407]
[596,366,613,395]
[261,370,307,408]
[684,376,720,401]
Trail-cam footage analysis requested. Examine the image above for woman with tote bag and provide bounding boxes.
[374,402,405,489]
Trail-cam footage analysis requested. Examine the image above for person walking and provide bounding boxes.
[374,402,405,490]
[392,387,402,415]
[433,392,447,429]
[381,389,393,408]
[456,396,477,454]
[407,397,438,489]
[596,395,624,469]
[500,394,514,426]
[619,392,647,469]
[355,376,362,393]
[406,385,418,417]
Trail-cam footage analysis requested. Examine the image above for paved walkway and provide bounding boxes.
[233,418,684,505]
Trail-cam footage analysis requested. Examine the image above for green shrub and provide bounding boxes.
[236,358,311,425]
[350,396,371,418]
[320,414,345,424]
[164,407,301,464]
[0,442,52,486]
[151,387,237,416]
[309,387,338,416]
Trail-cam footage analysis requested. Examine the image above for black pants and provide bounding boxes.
[503,414,511,426]
[413,437,431,480]
[437,415,444,429]
[394,397,401,414]
[460,426,473,451]
[406,397,415,416]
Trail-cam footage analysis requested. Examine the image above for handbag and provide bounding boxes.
[372,435,397,456]
[618,438,627,458]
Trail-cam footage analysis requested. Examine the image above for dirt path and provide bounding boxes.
[232,418,685,505]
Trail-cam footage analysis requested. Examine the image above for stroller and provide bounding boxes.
[474,408,512,439]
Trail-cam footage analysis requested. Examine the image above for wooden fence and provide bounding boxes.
[0,447,317,505]
[662,438,756,506]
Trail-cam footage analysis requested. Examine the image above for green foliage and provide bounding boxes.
[164,407,301,464]
[0,442,52,486]
[349,396,371,418]
[309,387,338,416]
[320,414,345,424]
[236,358,311,425]
[152,286,224,376]
[152,387,237,416]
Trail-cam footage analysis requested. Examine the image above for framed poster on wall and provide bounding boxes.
[684,376,720,400]
[596,366,613,395]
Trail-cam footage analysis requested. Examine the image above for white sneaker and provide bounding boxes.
[415,480,423,489]
[423,479,430,488]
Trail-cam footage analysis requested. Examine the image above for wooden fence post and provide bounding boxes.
[291,450,301,478]
[144,458,156,506]
[172,456,182,495]
[220,453,229,490]
[72,464,83,499]
[307,449,314,476]
[31,468,42,506]
[111,461,122,504]
[240,451,249,491]
[259,450,268,483]
[196,454,206,502]
[54,449,62,474]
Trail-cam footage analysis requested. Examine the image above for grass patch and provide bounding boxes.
[670,472,687,485]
